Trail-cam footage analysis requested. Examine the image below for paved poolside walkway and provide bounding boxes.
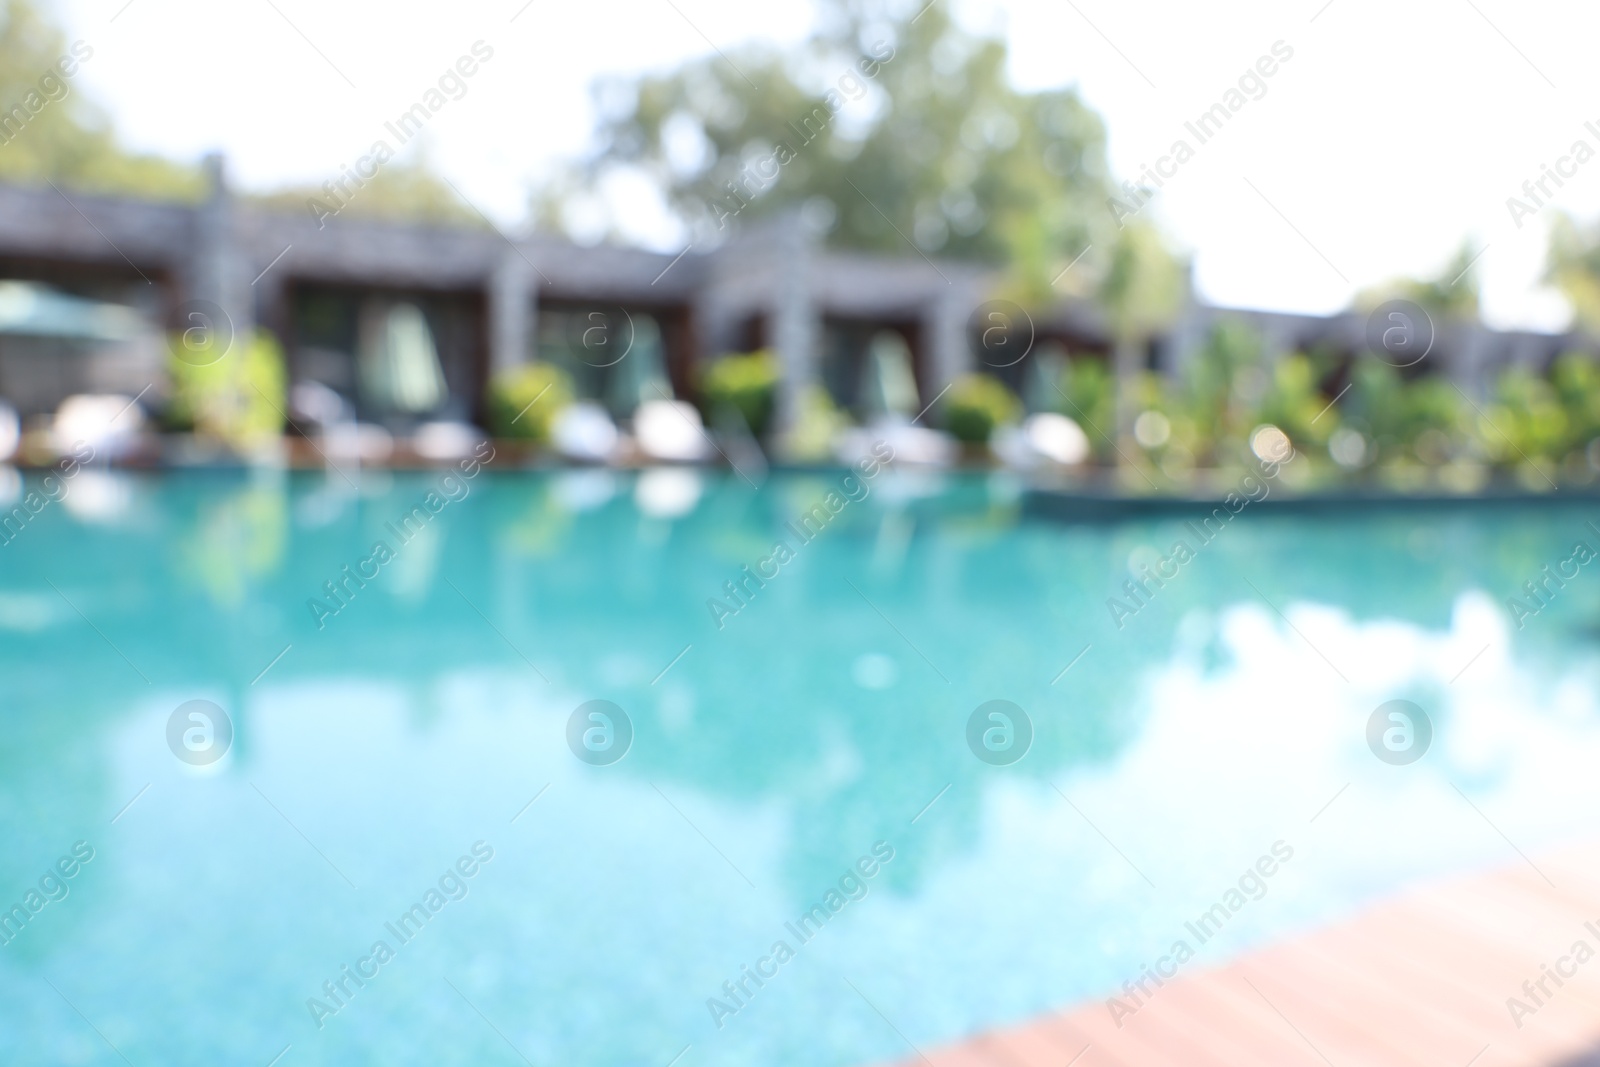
[889,842,1600,1067]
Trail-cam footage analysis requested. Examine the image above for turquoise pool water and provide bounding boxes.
[4,468,1600,1066]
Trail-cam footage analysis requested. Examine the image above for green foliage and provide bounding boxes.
[1483,366,1571,465]
[1546,213,1600,335]
[1356,241,1482,320]
[165,332,286,450]
[176,481,288,609]
[1179,320,1265,464]
[1403,378,1470,458]
[700,350,780,437]
[944,373,1020,445]
[575,0,1122,284]
[1257,353,1335,449]
[1551,352,1600,446]
[486,363,573,443]
[1332,362,1464,470]
[1083,313,1600,487]
[1,0,469,218]
[0,0,202,200]
[781,384,852,461]
[1054,357,1113,457]
[1096,221,1186,339]
[1105,320,1277,471]
[253,150,484,228]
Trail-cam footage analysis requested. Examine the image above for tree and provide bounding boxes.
[1,0,479,223]
[1355,240,1482,321]
[574,0,1127,279]
[0,0,200,199]
[573,0,1185,466]
[1546,212,1600,335]
[254,150,483,230]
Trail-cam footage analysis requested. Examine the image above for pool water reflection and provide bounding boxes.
[3,468,1600,1066]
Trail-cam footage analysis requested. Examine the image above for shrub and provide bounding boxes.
[1057,357,1114,459]
[701,350,780,438]
[781,384,851,461]
[1257,353,1335,450]
[1485,366,1568,466]
[486,363,573,443]
[1551,352,1600,454]
[944,374,1021,444]
[165,330,286,451]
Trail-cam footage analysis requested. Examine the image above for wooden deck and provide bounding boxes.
[892,842,1600,1067]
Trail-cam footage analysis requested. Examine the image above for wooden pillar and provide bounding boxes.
[489,245,537,375]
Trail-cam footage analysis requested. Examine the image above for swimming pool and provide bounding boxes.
[3,467,1599,1066]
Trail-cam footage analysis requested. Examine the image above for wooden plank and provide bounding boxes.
[882,845,1600,1067]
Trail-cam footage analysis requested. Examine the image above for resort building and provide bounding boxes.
[0,156,1593,434]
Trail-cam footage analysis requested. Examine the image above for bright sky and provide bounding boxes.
[51,0,1600,331]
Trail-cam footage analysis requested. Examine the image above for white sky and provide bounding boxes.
[51,0,1600,331]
